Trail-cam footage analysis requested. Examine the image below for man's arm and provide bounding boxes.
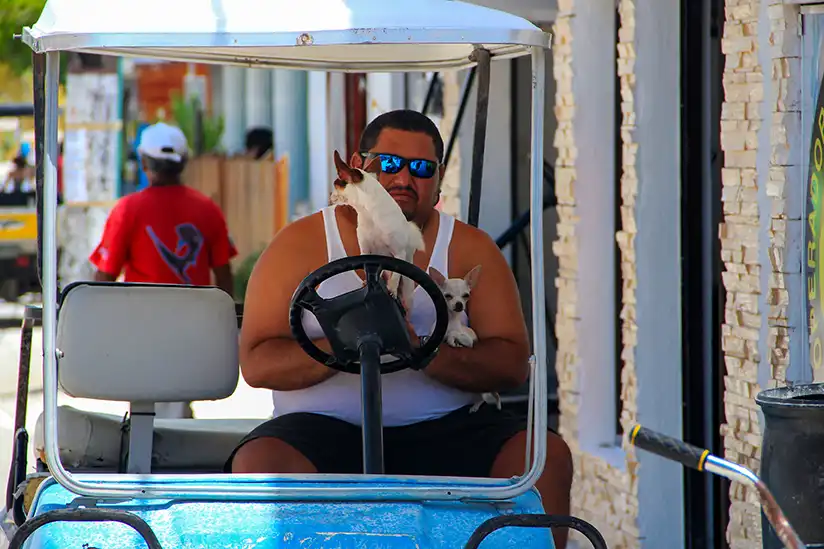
[94,271,116,282]
[207,202,238,298]
[88,200,130,281]
[424,225,530,393]
[213,264,235,298]
[239,215,338,391]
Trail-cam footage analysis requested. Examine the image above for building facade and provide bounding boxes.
[552,0,824,547]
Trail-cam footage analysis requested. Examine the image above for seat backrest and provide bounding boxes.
[57,282,239,403]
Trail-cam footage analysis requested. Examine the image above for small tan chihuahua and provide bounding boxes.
[428,265,502,413]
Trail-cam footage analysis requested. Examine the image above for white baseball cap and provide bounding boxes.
[137,122,189,162]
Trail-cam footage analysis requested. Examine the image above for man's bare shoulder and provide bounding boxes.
[451,218,497,243]
[450,217,500,252]
[443,217,507,277]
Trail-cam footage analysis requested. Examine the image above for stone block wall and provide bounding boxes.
[554,0,804,546]
[719,1,800,547]
[551,0,641,547]
[718,1,766,545]
[435,71,463,219]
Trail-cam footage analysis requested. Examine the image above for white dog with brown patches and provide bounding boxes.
[330,150,425,314]
[428,265,502,413]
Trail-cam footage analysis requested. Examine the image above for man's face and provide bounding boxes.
[351,129,444,225]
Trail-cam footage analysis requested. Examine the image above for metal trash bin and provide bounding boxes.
[756,383,824,549]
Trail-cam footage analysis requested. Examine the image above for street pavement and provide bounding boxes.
[0,300,274,489]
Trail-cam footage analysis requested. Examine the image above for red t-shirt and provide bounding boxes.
[89,185,237,285]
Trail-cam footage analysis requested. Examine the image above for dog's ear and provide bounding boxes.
[362,155,382,175]
[428,267,447,287]
[464,265,481,290]
[334,150,363,183]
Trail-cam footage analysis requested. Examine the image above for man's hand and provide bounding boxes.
[406,320,419,347]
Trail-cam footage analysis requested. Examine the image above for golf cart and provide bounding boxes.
[0,1,611,548]
[0,1,814,548]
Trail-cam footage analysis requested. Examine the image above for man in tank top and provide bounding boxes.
[226,110,572,548]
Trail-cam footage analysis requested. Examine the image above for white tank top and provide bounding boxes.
[271,206,476,426]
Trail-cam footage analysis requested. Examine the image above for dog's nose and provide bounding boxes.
[454,302,464,312]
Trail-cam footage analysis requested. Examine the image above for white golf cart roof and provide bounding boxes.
[21,0,549,71]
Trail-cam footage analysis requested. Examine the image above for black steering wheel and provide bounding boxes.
[289,255,449,374]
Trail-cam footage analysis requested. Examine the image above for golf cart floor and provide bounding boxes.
[25,476,551,548]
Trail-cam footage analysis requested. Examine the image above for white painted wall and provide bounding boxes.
[308,71,331,213]
[568,0,618,457]
[366,73,406,122]
[244,68,273,129]
[219,66,246,155]
[327,73,348,172]
[633,0,685,546]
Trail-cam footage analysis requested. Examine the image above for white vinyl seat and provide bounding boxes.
[34,406,264,472]
[33,282,256,474]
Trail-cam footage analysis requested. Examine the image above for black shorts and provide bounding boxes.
[224,404,528,477]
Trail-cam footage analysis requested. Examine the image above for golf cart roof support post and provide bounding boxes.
[41,50,64,497]
[527,45,548,483]
[467,47,490,228]
[33,52,46,285]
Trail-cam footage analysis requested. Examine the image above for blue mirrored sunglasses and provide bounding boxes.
[361,153,438,179]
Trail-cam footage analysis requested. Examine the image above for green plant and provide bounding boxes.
[0,0,44,75]
[0,0,69,82]
[168,91,225,155]
[234,248,264,302]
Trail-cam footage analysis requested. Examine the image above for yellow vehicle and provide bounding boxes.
[0,104,43,302]
[0,206,39,300]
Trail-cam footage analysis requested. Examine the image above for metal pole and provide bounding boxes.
[526,45,548,487]
[9,508,165,549]
[41,50,63,498]
[359,338,384,474]
[466,48,491,228]
[32,53,46,285]
[12,314,35,453]
[6,310,36,513]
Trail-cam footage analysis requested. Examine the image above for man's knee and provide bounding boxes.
[547,431,573,485]
[230,437,317,474]
[492,430,572,479]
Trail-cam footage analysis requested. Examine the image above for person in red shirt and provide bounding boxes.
[90,122,236,296]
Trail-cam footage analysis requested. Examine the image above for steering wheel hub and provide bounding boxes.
[289,255,449,374]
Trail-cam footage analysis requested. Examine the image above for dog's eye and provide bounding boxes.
[444,293,453,299]
[462,293,469,299]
